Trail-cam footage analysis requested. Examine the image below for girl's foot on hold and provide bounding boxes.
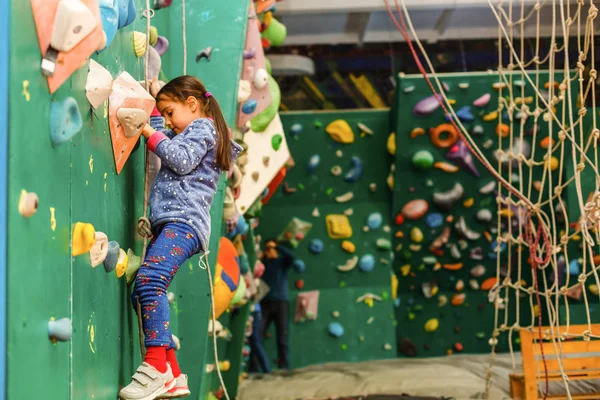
[118,362,175,400]
[157,374,190,398]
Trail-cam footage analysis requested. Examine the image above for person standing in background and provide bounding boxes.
[260,238,294,370]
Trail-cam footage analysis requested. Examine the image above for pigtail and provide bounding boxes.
[205,96,233,171]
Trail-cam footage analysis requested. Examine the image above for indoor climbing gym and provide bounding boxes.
[3,0,600,399]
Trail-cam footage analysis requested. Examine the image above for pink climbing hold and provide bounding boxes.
[401,199,429,220]
[413,94,442,116]
[473,93,491,107]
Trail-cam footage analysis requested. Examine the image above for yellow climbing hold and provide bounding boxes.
[391,274,398,300]
[447,99,456,105]
[341,240,356,253]
[326,214,353,239]
[463,198,474,208]
[589,284,599,295]
[547,156,559,171]
[325,120,355,144]
[72,222,96,257]
[133,31,147,57]
[400,264,411,277]
[424,318,439,333]
[515,96,533,105]
[483,111,499,122]
[115,248,128,278]
[387,133,396,156]
[410,227,424,243]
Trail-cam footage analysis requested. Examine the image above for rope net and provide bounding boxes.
[385,0,600,398]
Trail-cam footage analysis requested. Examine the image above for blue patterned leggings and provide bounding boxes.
[132,222,200,348]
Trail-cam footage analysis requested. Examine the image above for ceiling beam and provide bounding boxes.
[345,12,372,46]
[275,0,543,15]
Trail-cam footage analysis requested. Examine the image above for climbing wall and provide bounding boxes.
[0,0,7,396]
[256,110,397,369]
[5,1,249,399]
[392,72,569,358]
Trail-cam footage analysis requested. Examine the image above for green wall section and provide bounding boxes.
[256,110,397,369]
[6,1,248,399]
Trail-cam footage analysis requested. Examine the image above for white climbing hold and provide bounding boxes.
[336,192,354,203]
[312,207,320,217]
[337,255,359,272]
[344,208,353,216]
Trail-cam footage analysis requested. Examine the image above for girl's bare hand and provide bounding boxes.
[142,123,156,139]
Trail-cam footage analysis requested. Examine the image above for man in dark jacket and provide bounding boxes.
[260,238,295,370]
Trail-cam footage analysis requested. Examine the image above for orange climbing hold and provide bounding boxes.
[434,162,459,173]
[451,293,465,306]
[410,127,425,139]
[496,123,510,138]
[481,277,498,291]
[443,263,463,271]
[429,123,459,148]
[540,137,554,149]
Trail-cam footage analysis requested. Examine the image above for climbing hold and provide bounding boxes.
[72,222,96,257]
[237,80,252,103]
[492,82,507,90]
[293,259,306,273]
[458,82,469,89]
[410,127,425,138]
[425,213,443,229]
[325,120,354,144]
[424,318,439,333]
[469,279,480,290]
[154,35,169,56]
[328,322,344,337]
[116,108,147,138]
[412,150,434,169]
[438,295,448,307]
[413,94,441,116]
[443,262,463,271]
[480,277,498,291]
[403,85,415,93]
[429,227,451,251]
[253,68,269,90]
[90,232,109,268]
[422,282,438,298]
[401,199,429,220]
[295,280,304,289]
[18,190,39,218]
[251,171,259,182]
[167,292,175,305]
[332,311,340,318]
[540,136,554,149]
[446,140,479,177]
[450,244,461,259]
[395,214,405,225]
[479,181,495,194]
[423,256,437,265]
[357,123,373,135]
[125,249,141,285]
[369,183,377,192]
[472,125,484,136]
[569,259,580,275]
[387,133,396,155]
[589,284,599,295]
[495,123,510,138]
[454,343,464,352]
[476,209,493,223]
[344,157,364,182]
[325,214,353,239]
[376,238,391,251]
[50,97,83,147]
[433,183,464,211]
[330,165,342,176]
[359,254,375,272]
[434,162,459,173]
[86,60,113,109]
[454,105,474,122]
[398,338,417,357]
[309,239,324,254]
[290,123,303,136]
[270,134,283,151]
[473,93,491,107]
[400,264,411,277]
[367,212,383,230]
[456,280,465,291]
[242,99,258,114]
[335,192,354,203]
[195,46,213,62]
[483,111,498,122]
[115,248,128,278]
[548,156,559,171]
[341,241,355,253]
[429,123,459,148]
[455,216,481,240]
[337,255,358,272]
[307,154,320,172]
[410,227,424,243]
[133,31,147,57]
[48,317,72,342]
[451,293,465,306]
[103,241,120,273]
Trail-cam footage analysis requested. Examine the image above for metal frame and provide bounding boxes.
[0,0,8,397]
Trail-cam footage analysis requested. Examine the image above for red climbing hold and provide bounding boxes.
[295,280,304,289]
[454,343,464,352]
[395,214,405,225]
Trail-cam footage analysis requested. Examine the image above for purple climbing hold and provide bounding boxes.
[413,94,442,116]
[445,140,480,177]
[154,36,169,56]
[243,48,256,59]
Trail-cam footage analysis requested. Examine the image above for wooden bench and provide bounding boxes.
[509,324,600,399]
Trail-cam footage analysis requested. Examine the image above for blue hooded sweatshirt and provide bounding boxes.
[147,115,242,252]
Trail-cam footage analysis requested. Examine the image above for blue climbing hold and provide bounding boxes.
[488,240,506,259]
[242,99,258,114]
[366,212,383,230]
[328,322,344,338]
[425,213,443,229]
[99,0,119,51]
[261,187,269,198]
[359,254,375,272]
[394,298,401,308]
[309,239,324,254]
[456,105,474,122]
[117,0,136,28]
[569,259,580,275]
[290,123,303,136]
[307,154,320,172]
[293,259,306,273]
[48,318,73,342]
[344,156,364,183]
[103,241,120,273]
[125,0,136,27]
[407,298,414,306]
[50,97,83,147]
[227,214,249,239]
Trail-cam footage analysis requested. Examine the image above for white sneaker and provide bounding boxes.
[118,362,175,400]
[157,374,191,398]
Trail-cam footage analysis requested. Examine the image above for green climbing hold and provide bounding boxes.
[401,250,413,261]
[414,304,423,311]
[408,312,416,320]
[262,17,287,47]
[381,291,389,300]
[339,281,346,288]
[376,238,392,250]
[412,150,434,169]
[417,263,425,271]
[314,121,322,128]
[341,344,348,350]
[297,183,305,191]
[476,332,485,339]
[271,134,283,150]
[265,57,272,75]
[326,188,333,195]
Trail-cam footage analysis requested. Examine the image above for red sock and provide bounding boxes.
[144,346,167,373]
[166,349,181,377]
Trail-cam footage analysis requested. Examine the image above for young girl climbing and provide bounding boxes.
[119,75,242,400]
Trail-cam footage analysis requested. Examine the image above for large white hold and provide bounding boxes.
[86,59,113,109]
[51,0,97,52]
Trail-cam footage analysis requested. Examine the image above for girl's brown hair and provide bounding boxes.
[157,75,233,171]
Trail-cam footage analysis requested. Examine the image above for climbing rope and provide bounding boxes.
[199,251,231,400]
[182,0,187,75]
